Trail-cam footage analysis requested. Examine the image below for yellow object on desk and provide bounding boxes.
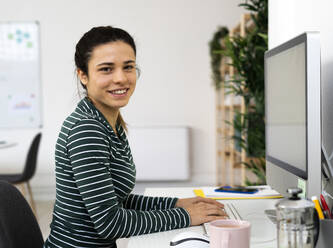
[312,196,325,220]
[193,189,205,197]
[194,186,283,200]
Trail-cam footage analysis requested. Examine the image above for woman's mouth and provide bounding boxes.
[108,88,129,96]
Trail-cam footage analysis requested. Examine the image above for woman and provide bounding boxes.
[44,26,226,248]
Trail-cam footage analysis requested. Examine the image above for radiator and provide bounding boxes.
[127,126,190,181]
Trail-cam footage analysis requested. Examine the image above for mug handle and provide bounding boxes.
[221,232,230,247]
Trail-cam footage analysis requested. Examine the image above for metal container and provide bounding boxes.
[275,188,319,248]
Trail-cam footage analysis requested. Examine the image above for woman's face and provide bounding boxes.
[78,41,137,115]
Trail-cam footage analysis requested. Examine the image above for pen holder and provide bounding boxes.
[316,219,333,247]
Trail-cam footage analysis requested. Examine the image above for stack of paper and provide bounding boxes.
[194,186,282,199]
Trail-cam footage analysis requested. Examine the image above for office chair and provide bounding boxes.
[0,180,44,248]
[0,132,42,215]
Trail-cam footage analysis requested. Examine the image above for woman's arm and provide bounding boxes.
[123,194,178,211]
[67,119,191,240]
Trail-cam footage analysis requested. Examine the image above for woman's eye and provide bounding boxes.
[100,67,113,72]
[124,65,135,71]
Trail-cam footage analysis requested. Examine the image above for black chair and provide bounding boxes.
[0,180,44,248]
[0,132,42,214]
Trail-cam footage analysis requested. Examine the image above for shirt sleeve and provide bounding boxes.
[123,194,178,211]
[67,119,191,240]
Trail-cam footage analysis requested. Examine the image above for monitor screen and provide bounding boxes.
[265,32,321,198]
[265,42,307,179]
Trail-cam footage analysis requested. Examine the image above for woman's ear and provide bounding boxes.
[77,69,88,86]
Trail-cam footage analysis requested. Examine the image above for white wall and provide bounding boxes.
[269,0,333,192]
[0,0,245,198]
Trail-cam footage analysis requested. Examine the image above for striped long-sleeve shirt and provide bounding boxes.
[43,97,191,248]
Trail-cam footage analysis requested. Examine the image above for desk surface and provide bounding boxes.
[0,141,17,149]
[119,187,279,248]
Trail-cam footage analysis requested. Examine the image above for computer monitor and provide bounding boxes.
[265,32,321,198]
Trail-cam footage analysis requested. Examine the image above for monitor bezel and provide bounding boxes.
[265,33,308,180]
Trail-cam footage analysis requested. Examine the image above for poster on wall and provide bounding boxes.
[0,21,42,128]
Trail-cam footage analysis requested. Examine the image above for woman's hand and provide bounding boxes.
[175,196,228,226]
[175,196,224,209]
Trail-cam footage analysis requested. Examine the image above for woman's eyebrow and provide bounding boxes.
[96,62,114,67]
[96,60,135,67]
[124,60,136,64]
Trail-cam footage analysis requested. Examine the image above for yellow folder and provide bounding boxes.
[193,189,283,200]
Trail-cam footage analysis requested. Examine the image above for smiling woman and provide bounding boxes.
[77,40,137,133]
[43,26,227,248]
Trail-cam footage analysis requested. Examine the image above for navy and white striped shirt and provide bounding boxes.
[43,97,191,248]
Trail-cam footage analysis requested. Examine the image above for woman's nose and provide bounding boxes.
[113,68,127,83]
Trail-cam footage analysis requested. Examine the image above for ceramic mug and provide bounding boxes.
[209,219,251,248]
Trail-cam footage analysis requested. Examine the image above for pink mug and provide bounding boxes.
[209,219,251,248]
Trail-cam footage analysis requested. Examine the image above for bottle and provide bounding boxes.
[275,188,319,248]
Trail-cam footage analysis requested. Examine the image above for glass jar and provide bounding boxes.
[275,188,319,248]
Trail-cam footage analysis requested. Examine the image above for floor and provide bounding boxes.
[36,200,54,240]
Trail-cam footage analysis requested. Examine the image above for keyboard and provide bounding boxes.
[203,203,241,236]
[264,209,277,224]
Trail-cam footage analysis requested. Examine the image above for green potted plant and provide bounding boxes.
[209,26,229,90]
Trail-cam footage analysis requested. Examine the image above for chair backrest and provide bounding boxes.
[22,133,42,182]
[0,180,44,248]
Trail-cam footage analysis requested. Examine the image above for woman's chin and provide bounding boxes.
[110,101,129,109]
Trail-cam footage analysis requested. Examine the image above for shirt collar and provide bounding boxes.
[76,97,126,141]
[77,97,114,132]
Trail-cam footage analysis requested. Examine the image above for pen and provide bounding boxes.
[312,196,325,219]
[320,194,332,219]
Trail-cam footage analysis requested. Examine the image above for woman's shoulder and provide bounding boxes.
[59,107,107,137]
[57,99,111,145]
[61,115,110,149]
[66,114,107,133]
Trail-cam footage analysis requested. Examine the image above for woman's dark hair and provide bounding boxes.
[75,26,137,131]
[75,26,136,77]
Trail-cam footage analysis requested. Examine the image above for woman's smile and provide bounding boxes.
[107,88,129,97]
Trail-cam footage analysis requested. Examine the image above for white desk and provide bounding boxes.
[120,187,280,248]
[0,141,17,149]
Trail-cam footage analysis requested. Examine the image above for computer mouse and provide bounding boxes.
[169,231,209,248]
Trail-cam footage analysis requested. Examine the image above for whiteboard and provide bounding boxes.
[0,21,42,128]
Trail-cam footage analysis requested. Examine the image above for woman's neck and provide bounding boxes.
[87,97,119,133]
[105,114,118,134]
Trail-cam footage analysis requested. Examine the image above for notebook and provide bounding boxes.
[194,186,282,200]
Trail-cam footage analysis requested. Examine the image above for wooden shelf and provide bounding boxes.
[231,13,253,34]
[224,149,241,157]
[223,104,241,109]
[216,13,253,186]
